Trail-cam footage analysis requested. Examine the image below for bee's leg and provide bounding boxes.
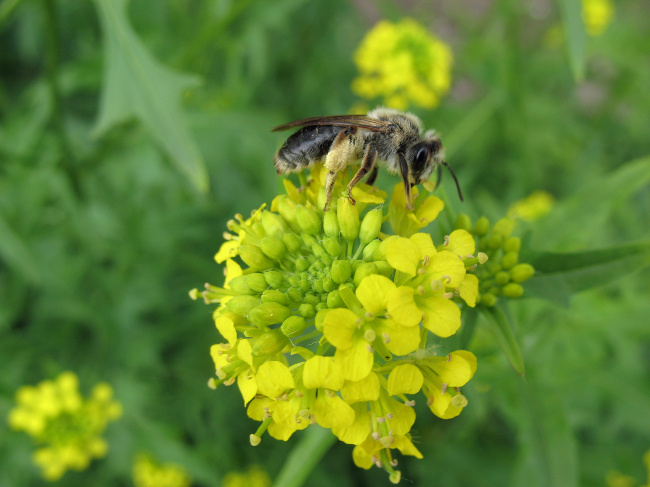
[347,144,377,204]
[323,127,358,211]
[365,166,379,186]
[397,153,413,210]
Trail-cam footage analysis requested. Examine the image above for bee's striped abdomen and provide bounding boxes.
[274,125,342,173]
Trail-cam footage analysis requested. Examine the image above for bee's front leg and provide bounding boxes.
[323,127,358,211]
[347,144,377,205]
[398,153,413,210]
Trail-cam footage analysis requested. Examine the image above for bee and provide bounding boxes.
[273,107,463,211]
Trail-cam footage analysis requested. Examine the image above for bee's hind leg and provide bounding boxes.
[398,153,413,210]
[323,127,358,211]
[365,166,379,186]
[347,144,377,204]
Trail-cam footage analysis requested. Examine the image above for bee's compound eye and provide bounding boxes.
[415,147,429,166]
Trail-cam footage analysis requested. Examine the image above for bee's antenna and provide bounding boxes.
[442,161,464,202]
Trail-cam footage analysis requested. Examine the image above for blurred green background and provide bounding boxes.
[1,0,649,486]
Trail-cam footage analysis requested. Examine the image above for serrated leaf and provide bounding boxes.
[523,241,650,307]
[92,0,208,192]
[556,0,586,82]
[479,304,525,376]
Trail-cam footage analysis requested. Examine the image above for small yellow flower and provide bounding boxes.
[507,190,555,222]
[353,19,453,110]
[133,454,191,487]
[582,0,614,36]
[8,371,122,481]
[222,465,271,487]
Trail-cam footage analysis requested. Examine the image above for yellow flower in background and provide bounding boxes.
[7,371,122,481]
[222,465,271,487]
[352,19,453,110]
[507,190,555,222]
[582,0,614,36]
[605,450,650,487]
[133,454,192,487]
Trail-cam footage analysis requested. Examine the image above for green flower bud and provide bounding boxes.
[314,309,328,331]
[264,270,284,289]
[245,273,269,293]
[501,251,519,269]
[239,244,275,271]
[331,259,352,284]
[322,237,341,257]
[282,233,302,253]
[492,218,515,239]
[295,257,309,272]
[304,294,320,306]
[337,197,360,241]
[474,216,490,236]
[275,196,299,231]
[248,302,291,326]
[503,237,521,253]
[261,211,289,239]
[323,210,340,237]
[301,232,318,248]
[227,275,255,295]
[374,260,393,277]
[354,262,378,287]
[322,277,335,293]
[510,263,535,283]
[480,292,497,307]
[321,254,333,266]
[251,330,289,357]
[261,289,288,305]
[502,283,524,298]
[287,287,303,301]
[486,261,502,275]
[327,290,345,308]
[299,279,311,292]
[454,213,472,231]
[486,234,502,250]
[312,279,324,293]
[362,240,381,262]
[281,316,308,337]
[359,208,383,244]
[495,271,510,286]
[299,303,316,319]
[296,205,322,235]
[260,237,286,260]
[288,275,300,286]
[315,302,327,312]
[311,243,327,259]
[225,295,260,317]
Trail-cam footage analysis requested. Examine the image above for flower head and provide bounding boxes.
[7,371,122,481]
[352,19,453,110]
[133,454,192,487]
[582,0,614,37]
[192,163,482,480]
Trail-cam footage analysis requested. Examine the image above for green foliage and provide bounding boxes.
[1,1,648,486]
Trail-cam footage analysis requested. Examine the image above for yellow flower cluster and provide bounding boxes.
[582,0,614,36]
[7,371,122,481]
[133,454,192,487]
[507,190,555,222]
[606,450,650,487]
[454,214,535,307]
[352,19,453,110]
[222,465,271,487]
[192,165,482,482]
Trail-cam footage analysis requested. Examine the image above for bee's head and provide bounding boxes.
[405,131,444,184]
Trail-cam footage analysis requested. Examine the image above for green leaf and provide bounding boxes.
[272,426,337,487]
[0,214,41,285]
[479,304,525,376]
[522,241,650,307]
[556,0,586,82]
[531,157,650,249]
[92,0,208,192]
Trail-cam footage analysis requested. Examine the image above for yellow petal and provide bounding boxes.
[224,258,243,284]
[446,229,475,257]
[238,339,253,366]
[379,318,421,356]
[419,296,461,338]
[340,372,380,404]
[322,308,359,349]
[255,361,295,398]
[332,403,372,445]
[458,273,479,307]
[415,196,443,223]
[386,237,421,276]
[335,341,374,382]
[351,185,386,204]
[237,371,257,406]
[387,364,424,396]
[409,233,437,257]
[283,179,303,204]
[425,250,466,287]
[428,351,476,387]
[387,286,421,327]
[214,240,240,264]
[312,391,355,429]
[247,397,274,421]
[303,356,344,391]
[215,315,237,346]
[356,274,395,314]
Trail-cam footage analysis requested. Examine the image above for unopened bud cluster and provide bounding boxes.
[454,214,535,307]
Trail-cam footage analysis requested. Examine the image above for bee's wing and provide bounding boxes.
[272,115,392,133]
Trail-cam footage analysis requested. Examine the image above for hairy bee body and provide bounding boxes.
[272,108,462,210]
